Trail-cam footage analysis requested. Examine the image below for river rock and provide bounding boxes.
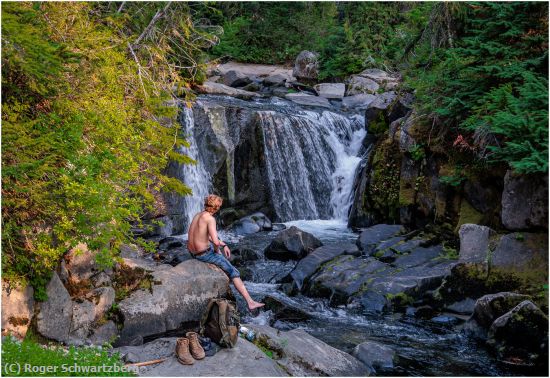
[490,232,548,271]
[458,224,495,264]
[342,94,377,110]
[222,70,252,88]
[195,82,260,100]
[501,170,548,230]
[116,260,229,346]
[487,300,548,363]
[263,295,311,323]
[314,83,345,99]
[263,73,288,86]
[356,224,405,255]
[124,336,287,377]
[471,292,531,329]
[445,297,477,315]
[264,226,323,261]
[1,283,34,338]
[89,321,118,346]
[229,217,261,235]
[285,92,332,108]
[347,75,379,95]
[36,272,73,342]
[293,50,319,80]
[247,324,370,376]
[289,243,360,290]
[352,341,395,372]
[158,237,184,251]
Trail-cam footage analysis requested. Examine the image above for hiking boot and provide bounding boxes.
[176,338,194,365]
[186,332,205,360]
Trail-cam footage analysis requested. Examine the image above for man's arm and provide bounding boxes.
[207,216,231,258]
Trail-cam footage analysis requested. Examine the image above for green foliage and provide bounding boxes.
[1,336,133,376]
[408,143,425,162]
[1,2,206,295]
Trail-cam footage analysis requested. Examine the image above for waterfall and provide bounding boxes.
[258,110,365,221]
[177,107,211,231]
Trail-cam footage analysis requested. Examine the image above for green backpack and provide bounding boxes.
[199,298,240,348]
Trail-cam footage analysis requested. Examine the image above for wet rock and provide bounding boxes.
[222,70,252,88]
[491,232,548,271]
[387,92,414,124]
[342,94,377,110]
[290,242,360,291]
[69,300,95,340]
[431,315,461,325]
[272,223,287,231]
[158,237,184,252]
[36,272,73,342]
[314,83,345,99]
[1,283,34,338]
[445,298,477,315]
[89,321,118,346]
[263,73,288,86]
[357,292,388,313]
[231,248,260,267]
[392,245,443,269]
[472,292,531,329]
[293,50,319,80]
[229,217,261,235]
[285,93,332,108]
[195,82,260,100]
[116,260,229,346]
[347,75,379,95]
[263,295,311,323]
[458,224,495,264]
[487,300,548,364]
[413,305,436,319]
[248,324,370,376]
[501,170,548,230]
[352,341,395,372]
[356,224,405,255]
[265,226,323,261]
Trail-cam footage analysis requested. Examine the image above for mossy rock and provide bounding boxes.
[454,198,483,234]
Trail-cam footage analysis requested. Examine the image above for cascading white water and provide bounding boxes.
[177,107,211,230]
[258,109,365,221]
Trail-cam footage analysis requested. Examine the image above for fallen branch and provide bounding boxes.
[133,2,172,47]
[125,358,168,367]
[127,42,148,99]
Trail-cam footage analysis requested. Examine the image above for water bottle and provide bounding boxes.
[239,326,256,341]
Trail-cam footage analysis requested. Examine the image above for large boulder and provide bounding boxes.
[471,292,531,329]
[487,300,548,364]
[458,224,495,264]
[293,51,319,81]
[342,94,377,111]
[69,300,96,340]
[490,232,548,271]
[248,324,370,376]
[229,212,272,235]
[289,243,360,290]
[358,68,400,90]
[89,321,118,346]
[116,260,229,346]
[501,170,548,230]
[1,283,34,339]
[365,92,398,134]
[285,93,332,108]
[352,341,395,372]
[314,83,345,99]
[356,224,405,255]
[36,272,73,342]
[222,70,252,88]
[346,75,379,96]
[85,287,115,322]
[264,226,323,261]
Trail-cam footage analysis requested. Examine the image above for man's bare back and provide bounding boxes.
[187,211,214,253]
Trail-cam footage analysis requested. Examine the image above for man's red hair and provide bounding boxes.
[204,194,223,214]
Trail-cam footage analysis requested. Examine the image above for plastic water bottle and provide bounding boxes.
[239,326,256,341]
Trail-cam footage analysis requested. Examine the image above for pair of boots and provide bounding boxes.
[176,332,205,365]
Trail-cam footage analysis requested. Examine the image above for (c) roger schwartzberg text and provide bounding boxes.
[3,362,137,375]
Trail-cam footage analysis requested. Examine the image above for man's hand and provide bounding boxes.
[223,245,231,259]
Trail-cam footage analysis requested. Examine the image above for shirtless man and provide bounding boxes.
[187,194,264,311]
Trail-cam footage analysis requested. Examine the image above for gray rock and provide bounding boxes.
[356,224,405,255]
[86,287,115,322]
[263,295,311,322]
[358,68,400,89]
[285,93,332,108]
[1,283,34,338]
[195,82,260,100]
[501,170,548,230]
[89,321,118,346]
[69,300,95,340]
[491,232,548,271]
[248,324,370,376]
[263,74,288,86]
[158,237,184,251]
[487,300,548,360]
[314,83,345,99]
[431,315,461,325]
[352,341,395,372]
[241,82,261,92]
[265,226,323,261]
[91,272,112,288]
[65,243,100,283]
[36,272,73,342]
[459,224,495,264]
[222,70,252,88]
[272,87,289,98]
[271,223,287,231]
[229,217,261,235]
[119,244,143,259]
[293,50,319,80]
[472,292,531,328]
[290,243,359,290]
[116,260,229,346]
[347,75,379,95]
[445,298,477,315]
[368,91,398,111]
[342,94,377,110]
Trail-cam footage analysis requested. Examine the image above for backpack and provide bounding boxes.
[199,298,240,348]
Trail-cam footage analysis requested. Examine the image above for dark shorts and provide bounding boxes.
[191,245,240,279]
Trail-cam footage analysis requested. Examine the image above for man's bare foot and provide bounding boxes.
[247,300,265,311]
